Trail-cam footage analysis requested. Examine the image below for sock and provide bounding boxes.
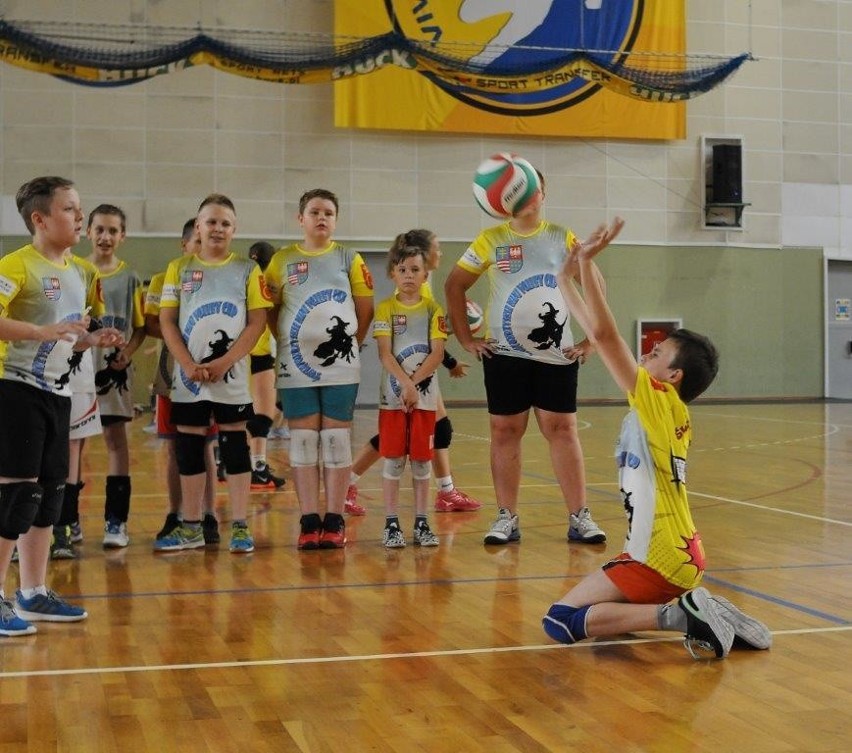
[385,515,400,528]
[300,513,322,532]
[436,475,454,492]
[349,472,361,485]
[21,586,48,600]
[414,514,428,528]
[251,455,266,471]
[658,602,688,632]
[184,520,201,530]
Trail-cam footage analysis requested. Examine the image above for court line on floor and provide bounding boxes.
[1,625,847,680]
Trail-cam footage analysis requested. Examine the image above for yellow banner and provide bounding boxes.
[334,0,686,139]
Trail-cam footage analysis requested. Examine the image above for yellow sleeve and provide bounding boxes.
[456,229,494,275]
[131,284,145,328]
[144,272,165,316]
[349,252,375,298]
[0,253,27,312]
[247,262,274,311]
[264,250,286,305]
[160,258,183,309]
[430,301,448,341]
[372,297,392,339]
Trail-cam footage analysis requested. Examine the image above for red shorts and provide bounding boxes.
[378,409,436,462]
[156,396,218,439]
[602,553,698,604]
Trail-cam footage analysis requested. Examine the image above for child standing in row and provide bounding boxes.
[156,194,270,554]
[265,189,374,550]
[86,205,146,548]
[373,243,446,548]
[0,176,122,635]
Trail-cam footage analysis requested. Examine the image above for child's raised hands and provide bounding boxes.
[571,217,625,261]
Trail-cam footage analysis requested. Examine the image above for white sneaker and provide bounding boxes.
[382,523,406,549]
[568,507,606,544]
[710,595,772,650]
[484,509,520,545]
[103,520,129,548]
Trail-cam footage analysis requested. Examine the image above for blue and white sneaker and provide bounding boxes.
[153,525,205,552]
[103,519,129,548]
[229,524,255,553]
[0,597,36,636]
[15,589,87,623]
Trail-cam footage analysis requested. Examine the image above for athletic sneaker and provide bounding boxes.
[15,589,88,622]
[70,521,83,544]
[709,595,772,650]
[153,525,205,552]
[383,522,406,549]
[229,523,255,553]
[413,521,439,547]
[319,515,346,549]
[484,509,520,545]
[269,425,290,440]
[156,512,181,541]
[677,587,735,659]
[344,484,366,515]
[0,597,36,636]
[50,525,76,560]
[434,488,482,512]
[250,463,286,490]
[298,514,322,550]
[202,513,220,545]
[103,520,129,548]
[567,507,606,544]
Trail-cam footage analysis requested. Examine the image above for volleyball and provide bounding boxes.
[473,153,541,218]
[466,299,484,335]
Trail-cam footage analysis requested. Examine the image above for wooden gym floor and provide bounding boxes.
[0,402,849,752]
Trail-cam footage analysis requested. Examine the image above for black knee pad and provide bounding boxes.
[0,482,42,539]
[32,479,64,528]
[434,416,453,450]
[219,430,251,475]
[369,434,379,451]
[247,413,273,439]
[175,432,208,476]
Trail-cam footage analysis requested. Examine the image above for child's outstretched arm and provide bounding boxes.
[570,218,639,396]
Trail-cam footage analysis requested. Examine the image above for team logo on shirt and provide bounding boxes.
[495,244,524,274]
[42,277,61,301]
[392,314,407,335]
[181,269,203,293]
[287,261,309,286]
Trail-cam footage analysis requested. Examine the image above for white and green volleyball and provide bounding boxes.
[472,153,541,219]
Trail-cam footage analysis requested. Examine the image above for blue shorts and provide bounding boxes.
[279,384,358,422]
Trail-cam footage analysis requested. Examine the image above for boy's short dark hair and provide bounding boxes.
[15,176,75,235]
[248,241,276,271]
[198,193,236,214]
[87,203,127,232]
[668,329,719,403]
[299,188,338,216]
[386,244,427,277]
[181,218,196,243]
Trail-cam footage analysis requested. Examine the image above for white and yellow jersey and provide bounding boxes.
[373,294,447,412]
[265,241,373,389]
[457,220,577,364]
[0,244,98,396]
[617,367,705,590]
[161,252,271,404]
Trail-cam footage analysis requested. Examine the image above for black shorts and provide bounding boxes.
[483,355,578,415]
[101,414,131,427]
[0,380,70,479]
[250,354,275,374]
[170,400,254,427]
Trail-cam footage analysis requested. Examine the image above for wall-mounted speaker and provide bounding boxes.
[711,144,742,203]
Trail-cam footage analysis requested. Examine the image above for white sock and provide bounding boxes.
[20,586,48,600]
[437,475,454,492]
[349,472,361,485]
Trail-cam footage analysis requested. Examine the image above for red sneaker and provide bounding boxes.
[319,526,346,549]
[297,530,320,550]
[435,488,482,512]
[344,484,366,516]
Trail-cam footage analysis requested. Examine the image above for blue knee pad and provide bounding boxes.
[0,481,42,539]
[219,430,251,475]
[434,416,452,450]
[32,479,65,527]
[542,604,591,645]
[175,432,208,476]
